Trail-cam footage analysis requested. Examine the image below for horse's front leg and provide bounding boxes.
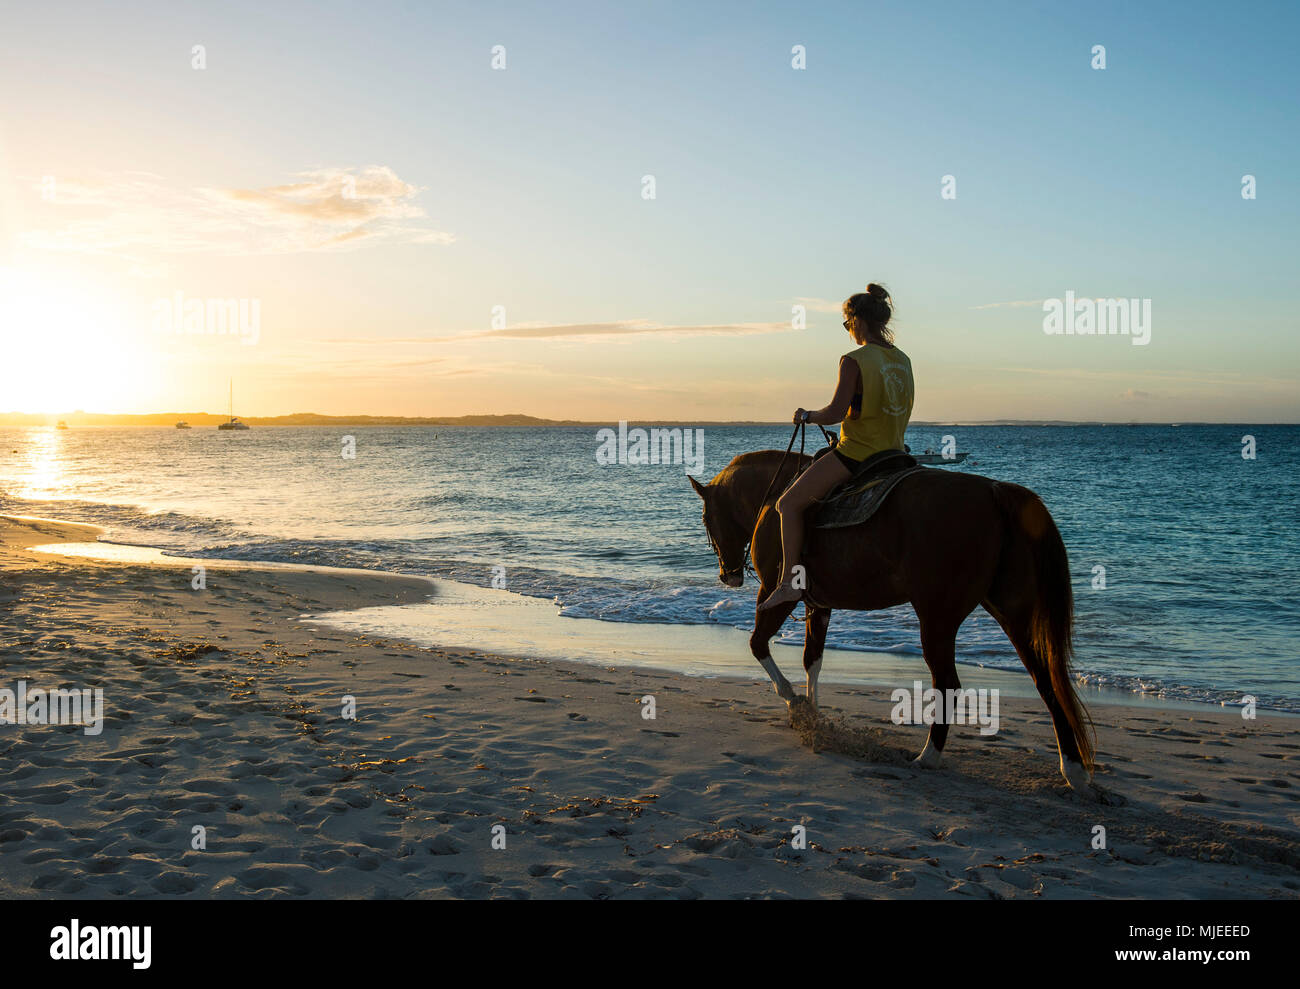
[803,606,831,707]
[749,590,799,705]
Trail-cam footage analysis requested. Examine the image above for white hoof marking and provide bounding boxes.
[805,659,822,708]
[1061,758,1092,791]
[757,654,796,702]
[913,739,942,768]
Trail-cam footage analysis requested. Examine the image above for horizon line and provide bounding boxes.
[2,412,1295,427]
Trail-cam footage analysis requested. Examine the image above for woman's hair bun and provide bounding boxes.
[843,283,896,342]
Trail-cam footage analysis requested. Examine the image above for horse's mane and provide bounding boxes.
[713,449,813,488]
[726,450,790,468]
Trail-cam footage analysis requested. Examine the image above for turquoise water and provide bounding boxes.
[1,423,1295,710]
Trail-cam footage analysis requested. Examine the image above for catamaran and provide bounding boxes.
[217,382,250,430]
[913,450,968,465]
[904,445,968,465]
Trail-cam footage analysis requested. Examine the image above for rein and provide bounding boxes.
[741,419,836,578]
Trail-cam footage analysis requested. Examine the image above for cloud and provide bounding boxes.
[227,339,558,381]
[792,297,845,314]
[1120,388,1156,400]
[438,320,793,341]
[969,300,1046,310]
[21,166,453,263]
[995,366,1291,388]
[302,321,795,349]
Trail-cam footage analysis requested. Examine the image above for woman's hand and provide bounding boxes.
[792,408,809,424]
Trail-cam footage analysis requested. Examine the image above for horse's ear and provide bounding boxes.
[688,475,708,499]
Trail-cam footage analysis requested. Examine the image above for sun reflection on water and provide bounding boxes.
[14,427,70,500]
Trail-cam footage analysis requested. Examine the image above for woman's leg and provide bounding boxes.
[757,453,851,610]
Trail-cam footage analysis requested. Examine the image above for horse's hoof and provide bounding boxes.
[913,743,942,768]
[1061,759,1094,792]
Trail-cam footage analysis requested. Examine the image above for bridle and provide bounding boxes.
[705,524,745,584]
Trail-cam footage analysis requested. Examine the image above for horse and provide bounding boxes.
[690,449,1095,791]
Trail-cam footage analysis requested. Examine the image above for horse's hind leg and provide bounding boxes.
[915,619,961,768]
[989,606,1089,789]
[803,606,831,707]
[749,594,799,705]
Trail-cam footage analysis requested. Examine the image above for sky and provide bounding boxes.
[0,0,1296,421]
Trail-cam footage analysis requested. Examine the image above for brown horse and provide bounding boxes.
[690,449,1095,791]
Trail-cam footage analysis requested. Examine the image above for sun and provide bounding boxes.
[0,266,157,414]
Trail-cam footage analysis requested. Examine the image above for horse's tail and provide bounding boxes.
[992,482,1095,772]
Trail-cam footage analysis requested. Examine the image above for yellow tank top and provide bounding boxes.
[837,344,914,462]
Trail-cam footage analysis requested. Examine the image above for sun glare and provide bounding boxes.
[0,266,154,414]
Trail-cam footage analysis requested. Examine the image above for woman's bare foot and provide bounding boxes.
[757,580,802,611]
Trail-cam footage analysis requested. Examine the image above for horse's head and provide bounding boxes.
[689,473,748,587]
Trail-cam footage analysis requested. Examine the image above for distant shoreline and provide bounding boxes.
[1,414,1293,428]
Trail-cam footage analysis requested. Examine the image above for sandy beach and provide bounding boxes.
[1,514,1297,899]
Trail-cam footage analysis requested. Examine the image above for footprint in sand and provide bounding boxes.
[234,867,308,896]
[721,751,769,767]
[1172,752,1224,763]
[27,790,72,805]
[852,768,907,781]
[1113,768,1154,780]
[22,848,67,865]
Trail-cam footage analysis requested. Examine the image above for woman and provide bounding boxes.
[757,283,915,611]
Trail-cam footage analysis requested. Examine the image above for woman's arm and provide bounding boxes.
[795,356,860,425]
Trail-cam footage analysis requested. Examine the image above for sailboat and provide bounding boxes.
[217,381,250,430]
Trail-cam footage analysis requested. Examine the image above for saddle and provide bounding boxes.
[809,448,923,529]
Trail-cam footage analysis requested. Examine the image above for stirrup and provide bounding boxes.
[758,581,802,611]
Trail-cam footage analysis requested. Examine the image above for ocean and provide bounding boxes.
[2,423,1296,711]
